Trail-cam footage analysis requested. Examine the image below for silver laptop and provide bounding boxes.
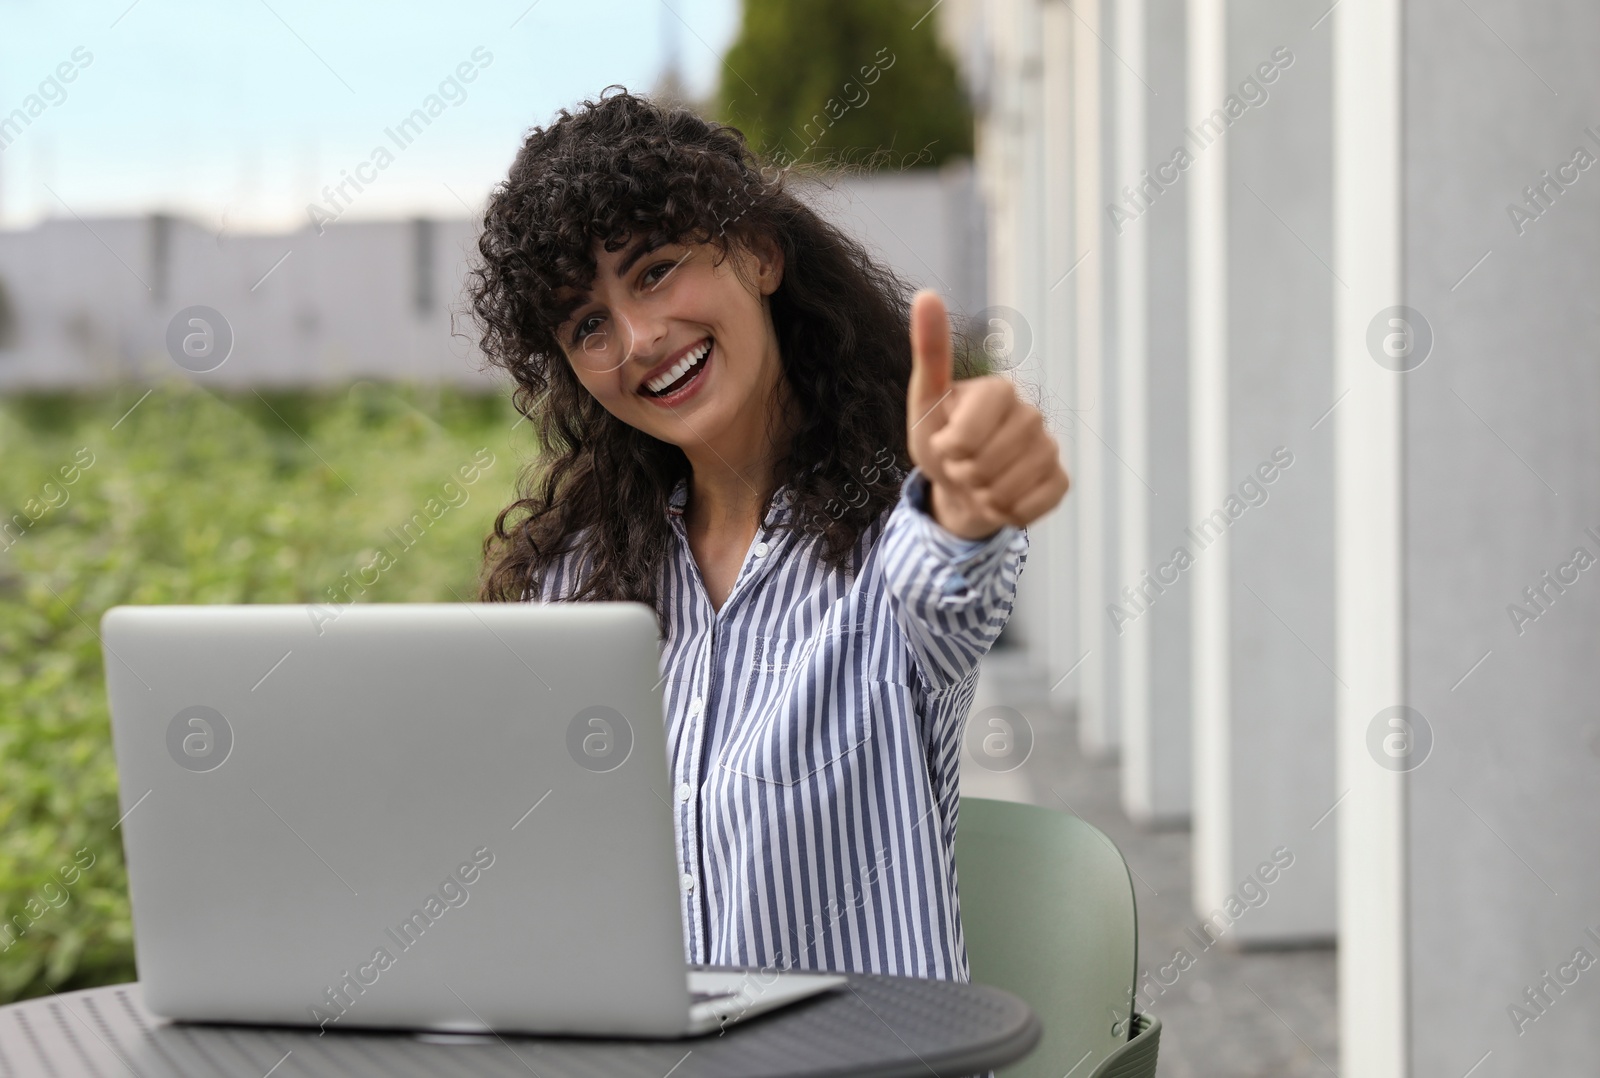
[101,602,844,1038]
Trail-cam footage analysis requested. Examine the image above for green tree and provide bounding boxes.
[715,0,973,169]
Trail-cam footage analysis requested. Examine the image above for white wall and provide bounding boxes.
[0,168,986,390]
[0,216,491,389]
[1339,0,1600,1072]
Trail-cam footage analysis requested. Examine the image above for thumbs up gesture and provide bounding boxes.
[906,291,1071,540]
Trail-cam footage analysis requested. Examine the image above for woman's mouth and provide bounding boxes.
[640,338,712,403]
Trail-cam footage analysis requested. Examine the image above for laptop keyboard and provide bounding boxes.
[690,990,737,1004]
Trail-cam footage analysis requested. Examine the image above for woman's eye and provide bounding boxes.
[643,260,678,289]
[572,315,603,342]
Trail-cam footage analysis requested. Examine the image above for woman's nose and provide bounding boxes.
[615,309,669,364]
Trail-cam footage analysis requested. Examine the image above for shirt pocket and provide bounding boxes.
[739,633,799,716]
[724,656,883,788]
[736,620,870,715]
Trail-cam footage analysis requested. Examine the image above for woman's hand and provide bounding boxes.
[905,291,1072,540]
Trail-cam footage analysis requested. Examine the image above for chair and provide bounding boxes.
[955,797,1162,1078]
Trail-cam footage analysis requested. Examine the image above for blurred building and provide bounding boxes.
[946,0,1600,1074]
[0,167,985,391]
[0,215,488,389]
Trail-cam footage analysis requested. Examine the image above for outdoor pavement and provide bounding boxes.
[960,653,1339,1078]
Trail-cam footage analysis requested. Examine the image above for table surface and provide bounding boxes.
[0,973,1039,1078]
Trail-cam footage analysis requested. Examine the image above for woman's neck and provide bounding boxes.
[680,428,790,613]
[688,463,770,534]
[681,378,797,536]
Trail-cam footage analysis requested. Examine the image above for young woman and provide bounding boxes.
[471,90,1069,982]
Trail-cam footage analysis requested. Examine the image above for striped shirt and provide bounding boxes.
[532,466,1028,981]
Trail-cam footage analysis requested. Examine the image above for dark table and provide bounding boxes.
[0,973,1038,1077]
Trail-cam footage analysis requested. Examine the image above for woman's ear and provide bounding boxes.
[747,233,785,296]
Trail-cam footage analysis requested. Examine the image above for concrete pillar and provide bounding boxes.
[1010,0,1053,690]
[1188,0,1338,940]
[1337,0,1600,1072]
[1094,0,1124,760]
[1113,0,1192,824]
[1073,0,1114,757]
[1039,0,1081,709]
[1332,0,1404,1068]
[970,0,1066,704]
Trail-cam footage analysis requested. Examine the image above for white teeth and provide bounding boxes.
[645,340,711,393]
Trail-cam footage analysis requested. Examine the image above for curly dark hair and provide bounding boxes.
[469,88,923,615]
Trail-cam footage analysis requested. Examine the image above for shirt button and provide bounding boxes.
[753,541,770,558]
[680,873,695,893]
[676,782,692,802]
[687,697,704,718]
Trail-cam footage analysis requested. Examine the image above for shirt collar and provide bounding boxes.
[665,476,800,528]
[667,478,689,516]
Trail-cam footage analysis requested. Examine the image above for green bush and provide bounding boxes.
[0,380,521,1002]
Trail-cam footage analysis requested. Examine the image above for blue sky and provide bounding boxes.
[0,0,738,229]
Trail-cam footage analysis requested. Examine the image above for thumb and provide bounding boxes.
[907,290,954,438]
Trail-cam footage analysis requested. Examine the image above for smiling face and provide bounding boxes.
[555,237,789,469]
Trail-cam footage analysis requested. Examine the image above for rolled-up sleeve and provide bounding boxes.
[877,466,1029,693]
